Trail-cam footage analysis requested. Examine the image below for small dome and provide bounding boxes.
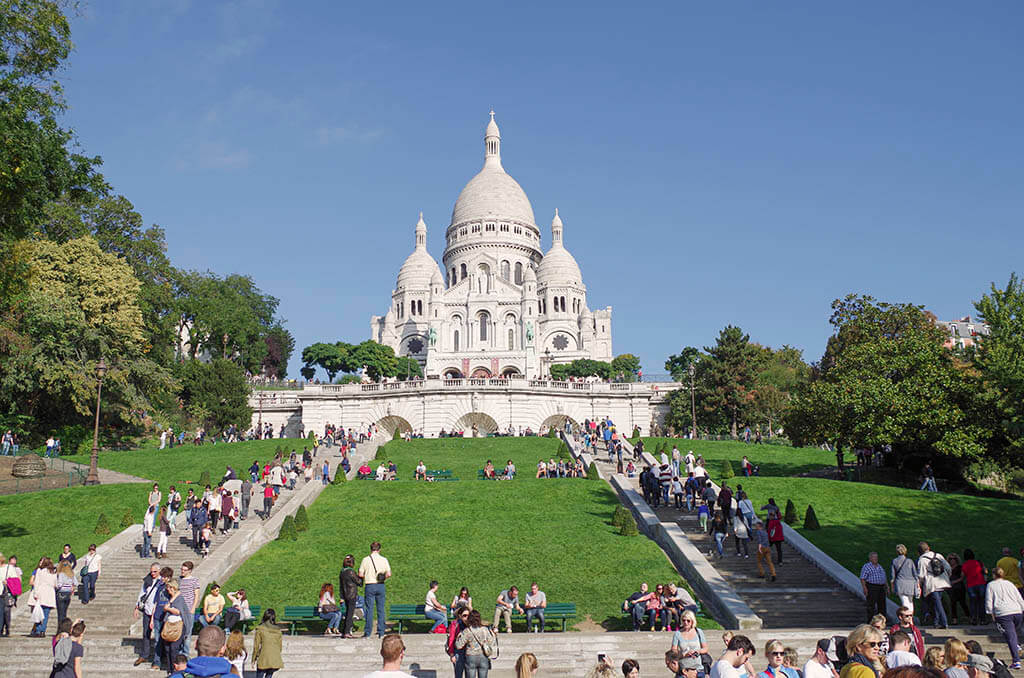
[431,268,443,285]
[396,213,442,291]
[537,210,583,288]
[524,265,537,282]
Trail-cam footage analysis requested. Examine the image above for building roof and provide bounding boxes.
[396,213,442,291]
[536,209,584,288]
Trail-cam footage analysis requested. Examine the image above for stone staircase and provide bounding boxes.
[1,626,1014,677]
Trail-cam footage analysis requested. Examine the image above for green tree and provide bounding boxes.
[611,354,641,382]
[753,345,810,436]
[395,356,423,381]
[176,359,253,432]
[351,340,398,381]
[301,342,347,382]
[293,504,309,532]
[665,347,701,382]
[701,326,764,438]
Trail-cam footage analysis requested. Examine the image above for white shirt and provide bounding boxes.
[82,552,101,574]
[803,659,834,678]
[885,651,922,668]
[364,671,415,678]
[712,659,742,678]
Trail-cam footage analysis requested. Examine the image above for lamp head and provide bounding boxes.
[96,359,107,379]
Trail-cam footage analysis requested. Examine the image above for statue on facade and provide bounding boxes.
[526,322,534,344]
[428,327,437,347]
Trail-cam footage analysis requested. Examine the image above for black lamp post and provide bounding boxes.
[85,358,107,485]
[688,363,697,440]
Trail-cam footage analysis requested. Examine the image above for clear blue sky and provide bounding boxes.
[60,1,1024,377]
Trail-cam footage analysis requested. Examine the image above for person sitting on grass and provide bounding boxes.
[375,462,388,481]
[536,460,547,479]
[415,461,427,480]
[547,459,558,478]
[358,463,372,479]
[387,460,398,479]
[483,460,496,479]
[503,460,516,479]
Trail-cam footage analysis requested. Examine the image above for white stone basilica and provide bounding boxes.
[371,113,613,380]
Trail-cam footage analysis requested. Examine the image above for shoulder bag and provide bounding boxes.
[472,626,498,659]
[161,617,183,642]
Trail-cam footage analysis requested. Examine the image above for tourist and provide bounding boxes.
[885,631,922,668]
[157,580,188,670]
[869,615,889,655]
[985,566,1024,669]
[318,583,343,635]
[942,639,969,678]
[29,556,57,637]
[190,500,208,548]
[447,605,470,678]
[171,653,188,674]
[77,543,100,604]
[889,607,924,657]
[626,460,637,477]
[142,505,156,559]
[759,639,800,678]
[494,585,523,633]
[220,489,234,534]
[766,511,785,565]
[622,658,639,678]
[170,625,234,678]
[455,609,497,678]
[919,462,938,492]
[839,624,884,678]
[225,629,247,676]
[665,583,698,618]
[149,482,162,508]
[261,483,274,520]
[252,609,284,677]
[946,553,970,625]
[0,554,20,637]
[524,582,547,633]
[338,554,360,638]
[624,583,651,631]
[891,545,920,611]
[923,648,945,672]
[208,488,222,530]
[753,521,777,582]
[536,459,547,479]
[917,541,951,628]
[358,462,373,479]
[961,549,987,626]
[697,500,710,533]
[717,483,733,521]
[367,633,415,678]
[804,638,841,678]
[504,459,516,479]
[451,587,473,611]
[54,561,75,625]
[200,583,226,628]
[859,552,889,622]
[199,522,213,557]
[670,610,709,670]
[57,545,76,571]
[133,563,163,666]
[157,506,171,558]
[666,649,702,678]
[711,512,728,559]
[737,492,755,530]
[51,619,85,678]
[964,655,994,678]
[225,588,251,628]
[359,541,392,638]
[711,634,757,678]
[644,583,668,631]
[179,561,200,656]
[733,512,751,558]
[995,547,1022,593]
[424,580,448,633]
[517,652,539,678]
[167,485,181,528]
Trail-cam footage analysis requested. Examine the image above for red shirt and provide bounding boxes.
[263,486,274,499]
[962,559,986,588]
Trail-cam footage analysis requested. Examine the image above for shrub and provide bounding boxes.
[721,460,735,479]
[804,504,821,530]
[278,514,297,541]
[556,441,571,460]
[332,467,347,484]
[294,504,309,532]
[94,513,111,535]
[375,446,387,461]
[588,462,600,479]
[619,512,638,536]
[547,428,558,439]
[120,510,135,528]
[784,499,798,525]
[612,505,630,528]
[392,428,403,441]
[198,469,210,487]
[631,426,640,439]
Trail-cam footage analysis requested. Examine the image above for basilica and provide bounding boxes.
[371,113,613,380]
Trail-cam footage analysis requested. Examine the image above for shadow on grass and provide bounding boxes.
[0,523,28,537]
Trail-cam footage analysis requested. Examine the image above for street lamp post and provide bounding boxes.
[688,363,697,440]
[256,391,265,439]
[85,358,107,486]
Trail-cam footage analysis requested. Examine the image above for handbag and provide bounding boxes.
[161,618,183,642]
[472,627,498,659]
[320,603,339,614]
[30,595,44,624]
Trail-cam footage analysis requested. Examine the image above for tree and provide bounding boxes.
[395,356,423,381]
[753,345,810,435]
[301,342,347,382]
[701,326,764,438]
[176,359,252,432]
[351,340,398,381]
[665,347,701,382]
[611,354,641,382]
[261,324,294,379]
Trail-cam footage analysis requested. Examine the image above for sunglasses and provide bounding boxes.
[865,642,882,648]
[771,652,786,657]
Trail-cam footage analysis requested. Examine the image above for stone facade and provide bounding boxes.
[370,113,613,380]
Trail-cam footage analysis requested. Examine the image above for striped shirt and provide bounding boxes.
[860,561,887,585]
[180,576,201,609]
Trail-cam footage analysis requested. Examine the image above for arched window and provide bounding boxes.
[478,312,489,341]
[514,262,523,285]
[561,296,566,313]
[460,263,467,280]
[451,268,456,286]
[500,260,510,280]
[417,300,423,315]
[508,328,514,350]
[453,330,460,351]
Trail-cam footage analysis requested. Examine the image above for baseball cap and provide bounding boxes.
[964,654,993,674]
[817,638,839,662]
[679,655,702,671]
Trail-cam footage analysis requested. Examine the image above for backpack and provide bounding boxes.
[928,556,945,577]
[991,656,1013,678]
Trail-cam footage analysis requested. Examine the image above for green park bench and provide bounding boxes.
[388,603,431,633]
[240,604,261,632]
[426,469,452,479]
[509,602,577,631]
[281,604,346,635]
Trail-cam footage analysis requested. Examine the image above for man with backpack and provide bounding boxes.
[170,625,234,678]
[917,541,952,628]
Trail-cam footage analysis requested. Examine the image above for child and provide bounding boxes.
[671,477,684,509]
[172,654,188,673]
[199,522,212,557]
[697,500,710,533]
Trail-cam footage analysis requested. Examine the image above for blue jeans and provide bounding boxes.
[920,477,937,492]
[425,607,446,632]
[995,613,1023,664]
[465,653,490,678]
[525,607,545,631]
[1,442,9,455]
[142,532,152,558]
[199,613,221,627]
[967,584,985,621]
[81,571,98,603]
[714,532,726,556]
[363,583,386,636]
[320,610,343,630]
[33,605,52,635]
[927,590,948,627]
[181,611,194,658]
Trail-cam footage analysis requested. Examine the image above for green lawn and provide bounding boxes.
[732,476,1021,576]
[225,437,719,631]
[0,483,148,585]
[63,438,299,489]
[636,437,845,477]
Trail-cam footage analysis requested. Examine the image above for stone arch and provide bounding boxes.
[469,366,492,378]
[453,412,499,436]
[443,367,463,379]
[500,366,521,377]
[375,415,413,436]
[540,414,580,432]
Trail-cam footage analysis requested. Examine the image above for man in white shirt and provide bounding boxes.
[885,631,922,669]
[363,633,415,678]
[684,450,696,474]
[358,542,391,638]
[524,582,547,632]
[711,634,756,678]
[375,463,387,481]
[671,446,681,476]
[414,461,426,480]
[804,638,841,678]
[917,541,952,628]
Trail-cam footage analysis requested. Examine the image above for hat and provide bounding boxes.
[679,655,702,671]
[817,638,839,662]
[964,655,994,674]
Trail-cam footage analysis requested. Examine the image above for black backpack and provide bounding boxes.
[991,656,1013,678]
[928,556,945,577]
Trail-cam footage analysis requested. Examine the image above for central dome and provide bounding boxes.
[450,112,536,228]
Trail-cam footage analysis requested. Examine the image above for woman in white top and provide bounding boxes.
[148,483,162,508]
[228,589,253,620]
[985,567,1024,669]
[29,557,57,637]
[80,544,101,603]
[317,583,342,635]
[424,580,447,632]
[225,629,248,675]
[451,586,473,612]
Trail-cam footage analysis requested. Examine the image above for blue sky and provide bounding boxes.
[61,1,1024,377]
